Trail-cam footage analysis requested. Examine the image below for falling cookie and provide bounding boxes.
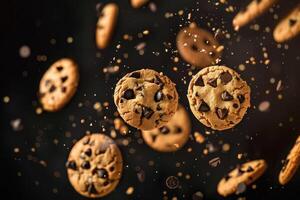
[130,0,149,8]
[142,104,191,152]
[176,23,222,67]
[96,3,119,49]
[217,160,267,197]
[279,136,300,185]
[187,65,251,130]
[38,58,79,112]
[114,69,178,130]
[273,4,300,42]
[233,0,278,30]
[66,133,123,198]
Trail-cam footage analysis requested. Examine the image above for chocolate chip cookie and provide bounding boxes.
[217,160,267,197]
[66,134,123,198]
[273,4,300,42]
[130,0,149,8]
[279,136,300,185]
[233,0,278,30]
[141,104,191,152]
[96,3,119,49]
[39,58,79,112]
[176,23,222,67]
[114,69,178,130]
[187,65,251,130]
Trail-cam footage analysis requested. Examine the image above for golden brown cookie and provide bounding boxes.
[176,23,222,67]
[38,58,79,112]
[233,0,278,30]
[217,160,267,197]
[96,3,119,49]
[130,0,149,8]
[273,4,300,42]
[114,69,178,130]
[142,104,191,152]
[187,65,251,130]
[66,134,123,198]
[279,136,300,185]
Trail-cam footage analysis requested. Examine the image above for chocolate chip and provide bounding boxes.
[289,19,297,27]
[207,78,217,88]
[221,91,233,101]
[154,91,164,102]
[203,38,210,45]
[103,181,109,186]
[237,166,245,176]
[96,168,108,179]
[199,101,210,112]
[151,134,157,142]
[246,166,254,172]
[66,160,77,170]
[109,166,115,172]
[84,148,92,157]
[56,66,63,71]
[224,174,231,181]
[142,106,154,119]
[49,85,56,93]
[167,94,173,100]
[233,103,239,108]
[61,76,68,83]
[159,126,170,134]
[61,87,67,93]
[191,44,198,51]
[237,94,245,104]
[157,104,162,111]
[154,75,164,87]
[219,72,232,84]
[175,126,182,133]
[130,72,141,78]
[195,76,205,87]
[81,161,91,169]
[123,89,135,100]
[216,108,228,119]
[87,183,98,194]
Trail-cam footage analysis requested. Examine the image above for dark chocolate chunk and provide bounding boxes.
[154,75,164,87]
[246,166,254,172]
[199,101,210,112]
[159,126,170,134]
[207,78,217,88]
[142,106,154,119]
[167,94,173,100]
[224,174,231,181]
[66,160,77,170]
[123,89,135,100]
[221,91,233,101]
[237,166,245,176]
[96,168,108,179]
[87,183,98,194]
[151,134,157,142]
[154,90,164,102]
[56,66,63,72]
[191,44,198,51]
[130,71,141,78]
[109,166,115,172]
[195,76,205,87]
[216,108,228,119]
[49,85,56,93]
[81,161,91,169]
[175,126,182,133]
[233,103,239,108]
[61,87,67,93]
[84,148,92,157]
[61,76,68,83]
[219,72,232,84]
[157,104,162,111]
[289,19,297,27]
[237,94,245,104]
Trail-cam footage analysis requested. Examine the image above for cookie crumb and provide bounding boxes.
[126,186,134,195]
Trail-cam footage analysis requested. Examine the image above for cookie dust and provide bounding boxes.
[222,143,231,152]
[194,131,205,144]
[114,118,129,135]
[126,186,134,195]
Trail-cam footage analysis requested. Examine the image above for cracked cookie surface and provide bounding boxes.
[142,104,191,152]
[114,69,178,130]
[39,58,79,112]
[66,133,123,198]
[187,65,250,130]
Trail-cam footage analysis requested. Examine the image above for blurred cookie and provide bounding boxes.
[217,160,267,197]
[187,65,250,130]
[130,0,149,8]
[114,69,178,130]
[39,58,79,112]
[273,4,300,42]
[233,0,277,30]
[142,104,191,152]
[279,136,300,185]
[96,3,119,49]
[176,23,222,67]
[66,134,123,198]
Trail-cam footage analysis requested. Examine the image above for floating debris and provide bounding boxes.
[209,157,221,167]
[10,118,23,131]
[166,176,179,189]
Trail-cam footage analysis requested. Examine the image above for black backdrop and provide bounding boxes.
[1,0,300,199]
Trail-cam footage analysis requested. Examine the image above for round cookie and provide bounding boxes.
[114,69,178,130]
[279,136,300,185]
[217,160,267,197]
[187,65,250,131]
[66,134,123,198]
[176,23,222,67]
[273,4,300,43]
[233,0,278,30]
[39,58,79,112]
[142,104,191,152]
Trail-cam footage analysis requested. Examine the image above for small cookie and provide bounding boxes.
[39,58,79,112]
[233,0,278,30]
[114,69,178,130]
[217,160,267,197]
[273,4,300,42]
[66,134,123,198]
[187,65,250,130]
[142,104,191,152]
[279,136,300,185]
[176,23,222,67]
[130,0,149,8]
[96,3,118,49]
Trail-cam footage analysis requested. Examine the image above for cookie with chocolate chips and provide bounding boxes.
[273,4,300,42]
[114,69,178,130]
[279,136,300,185]
[141,104,191,152]
[176,23,222,67]
[96,3,118,49]
[187,65,250,130]
[66,134,123,198]
[217,160,267,197]
[233,0,278,30]
[39,58,79,112]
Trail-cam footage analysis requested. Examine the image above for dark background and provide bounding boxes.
[1,0,300,199]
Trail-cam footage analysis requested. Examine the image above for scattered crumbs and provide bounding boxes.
[66,36,74,43]
[126,186,134,195]
[10,118,24,131]
[36,107,43,115]
[222,143,230,152]
[258,101,270,112]
[93,102,102,112]
[19,45,31,58]
[194,131,205,144]
[3,96,10,103]
[192,191,204,200]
